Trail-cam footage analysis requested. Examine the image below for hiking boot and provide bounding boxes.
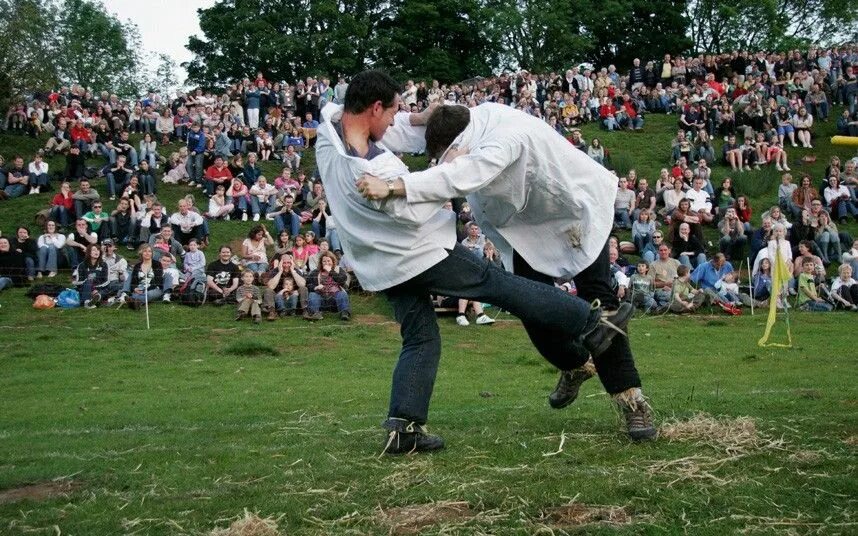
[253,315,261,324]
[267,310,278,321]
[581,301,633,357]
[381,420,445,456]
[340,310,351,321]
[613,388,657,442]
[548,359,596,409]
[303,311,323,321]
[235,312,246,321]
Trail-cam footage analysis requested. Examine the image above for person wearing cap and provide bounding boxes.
[101,239,128,301]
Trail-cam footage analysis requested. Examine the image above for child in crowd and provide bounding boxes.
[235,270,262,323]
[629,261,657,312]
[153,235,170,256]
[183,238,206,277]
[714,271,742,307]
[797,259,833,312]
[160,253,182,302]
[670,264,706,313]
[830,264,858,311]
[278,276,300,316]
[752,258,772,305]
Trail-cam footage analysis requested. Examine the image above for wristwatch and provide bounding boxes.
[386,180,396,197]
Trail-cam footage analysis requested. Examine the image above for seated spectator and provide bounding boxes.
[310,198,331,239]
[669,264,707,313]
[106,155,133,200]
[793,240,824,280]
[63,145,86,180]
[242,225,273,275]
[830,264,858,311]
[712,177,735,220]
[226,177,250,221]
[791,106,814,148]
[686,177,714,225]
[836,109,858,136]
[82,200,111,241]
[235,270,263,323]
[27,153,49,195]
[722,134,744,173]
[304,251,351,321]
[823,176,858,224]
[204,156,233,197]
[778,173,799,219]
[65,218,98,268]
[208,184,234,220]
[797,258,832,312]
[587,138,604,164]
[242,152,262,188]
[50,181,75,228]
[274,167,301,197]
[124,244,164,309]
[0,237,26,291]
[661,177,686,221]
[101,239,128,302]
[752,258,773,305]
[460,221,487,256]
[691,253,734,304]
[139,132,162,169]
[127,162,154,198]
[483,240,504,270]
[282,144,301,172]
[73,243,109,308]
[36,220,65,278]
[598,96,619,131]
[149,226,185,262]
[270,193,301,236]
[1,155,29,198]
[138,201,169,245]
[249,176,277,221]
[775,105,797,147]
[674,222,706,269]
[718,207,747,261]
[614,176,635,230]
[843,239,858,276]
[631,208,656,256]
[10,227,37,282]
[168,199,206,246]
[264,253,308,317]
[44,119,71,155]
[693,130,715,164]
[713,271,742,307]
[735,195,753,232]
[569,129,586,151]
[792,174,818,215]
[669,199,703,242]
[631,176,655,222]
[163,149,190,185]
[629,260,657,312]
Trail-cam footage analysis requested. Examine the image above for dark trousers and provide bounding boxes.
[382,243,593,428]
[513,242,641,395]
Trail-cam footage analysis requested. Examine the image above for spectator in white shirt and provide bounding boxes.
[168,199,205,245]
[686,177,714,225]
[27,154,50,194]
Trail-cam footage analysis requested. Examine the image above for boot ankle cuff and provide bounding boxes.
[382,417,425,433]
[612,387,645,408]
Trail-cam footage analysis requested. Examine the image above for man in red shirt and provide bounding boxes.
[619,92,644,130]
[69,120,92,153]
[204,156,233,197]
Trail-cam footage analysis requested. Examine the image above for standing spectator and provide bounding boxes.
[186,122,207,187]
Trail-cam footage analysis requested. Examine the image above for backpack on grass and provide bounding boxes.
[177,271,207,307]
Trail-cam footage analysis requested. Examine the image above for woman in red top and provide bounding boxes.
[50,181,75,228]
[598,96,619,131]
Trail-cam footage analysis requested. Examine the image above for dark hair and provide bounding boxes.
[343,70,400,114]
[677,265,689,277]
[248,225,265,239]
[425,105,471,159]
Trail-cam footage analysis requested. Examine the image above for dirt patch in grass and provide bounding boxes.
[0,480,80,504]
[223,340,280,357]
[209,510,282,536]
[542,503,632,527]
[377,500,477,535]
[787,450,824,464]
[353,313,390,326]
[843,436,858,447]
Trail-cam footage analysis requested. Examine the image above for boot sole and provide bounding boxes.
[548,371,595,409]
[587,302,634,357]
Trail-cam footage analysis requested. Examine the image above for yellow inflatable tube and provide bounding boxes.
[831,135,858,146]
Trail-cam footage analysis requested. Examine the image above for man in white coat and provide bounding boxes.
[316,71,631,455]
[357,102,656,441]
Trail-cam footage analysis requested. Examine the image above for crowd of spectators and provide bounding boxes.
[2,46,858,317]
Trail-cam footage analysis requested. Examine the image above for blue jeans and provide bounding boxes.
[833,200,858,220]
[800,300,833,312]
[251,196,275,216]
[679,253,707,269]
[98,144,116,164]
[24,257,36,278]
[37,246,60,273]
[633,233,651,254]
[228,195,249,215]
[50,206,71,226]
[4,184,26,198]
[326,229,342,252]
[603,117,618,131]
[0,277,13,291]
[106,173,123,197]
[274,292,299,312]
[186,152,204,182]
[245,262,267,273]
[614,208,631,229]
[382,243,594,427]
[275,211,301,235]
[130,288,163,302]
[308,290,350,313]
[29,172,49,187]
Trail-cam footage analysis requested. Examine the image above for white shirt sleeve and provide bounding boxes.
[380,113,427,154]
[401,139,521,203]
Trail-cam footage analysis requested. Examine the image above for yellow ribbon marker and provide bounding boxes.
[758,244,793,348]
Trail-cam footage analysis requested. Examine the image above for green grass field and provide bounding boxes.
[1,116,857,535]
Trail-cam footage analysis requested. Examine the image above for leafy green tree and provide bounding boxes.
[152,53,181,98]
[0,0,61,107]
[57,0,144,97]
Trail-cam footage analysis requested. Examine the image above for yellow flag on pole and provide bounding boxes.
[758,243,793,348]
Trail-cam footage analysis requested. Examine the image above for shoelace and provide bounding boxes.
[591,299,628,338]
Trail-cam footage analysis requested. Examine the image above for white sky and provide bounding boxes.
[103,0,216,86]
